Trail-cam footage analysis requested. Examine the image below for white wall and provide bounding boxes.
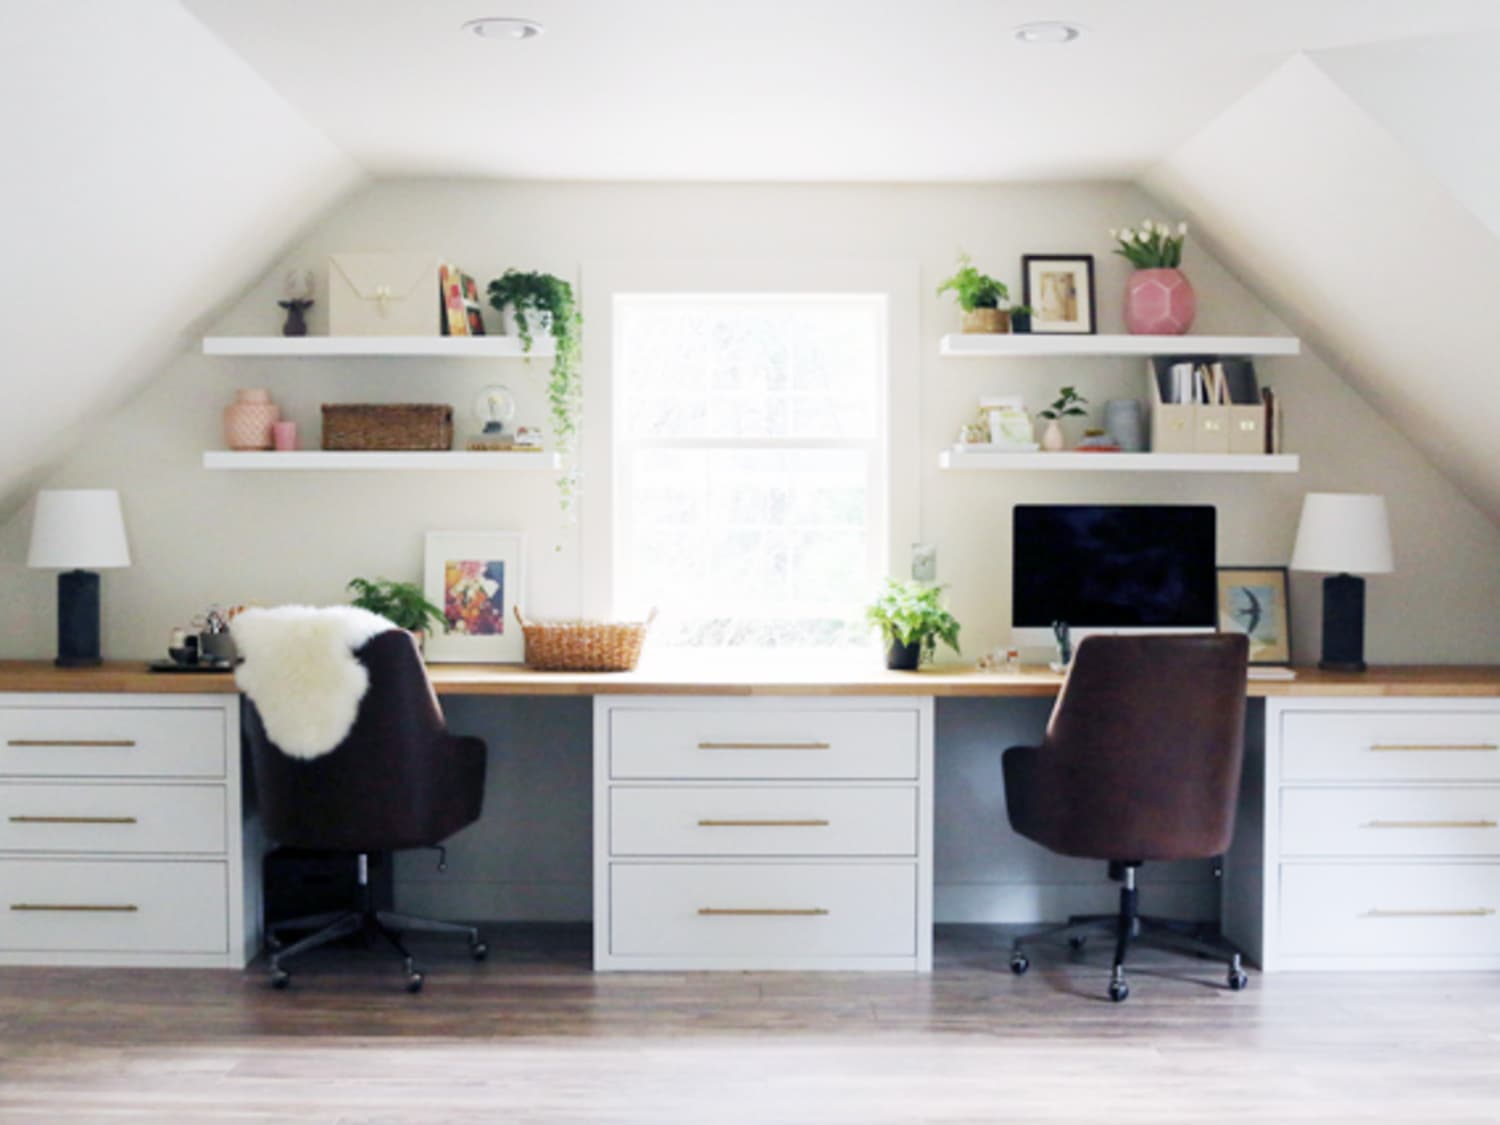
[4,179,1497,920]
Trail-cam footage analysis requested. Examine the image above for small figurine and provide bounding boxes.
[278,269,315,337]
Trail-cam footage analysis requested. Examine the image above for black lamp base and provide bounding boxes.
[56,569,102,668]
[1318,572,1366,673]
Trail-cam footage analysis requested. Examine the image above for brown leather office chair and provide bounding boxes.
[241,629,488,992]
[1003,633,1249,1002]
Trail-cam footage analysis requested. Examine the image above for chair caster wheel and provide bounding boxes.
[1108,979,1130,1003]
[471,941,488,962]
[1067,936,1087,952]
[406,971,424,994]
[1227,969,1249,991]
[269,969,290,990]
[1009,953,1029,975]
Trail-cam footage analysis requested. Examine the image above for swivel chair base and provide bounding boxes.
[1006,863,1248,1003]
[265,853,486,992]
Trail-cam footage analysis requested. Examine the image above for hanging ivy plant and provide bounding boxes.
[487,269,583,511]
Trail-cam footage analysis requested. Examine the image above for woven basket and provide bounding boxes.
[515,608,654,672]
[322,404,453,451]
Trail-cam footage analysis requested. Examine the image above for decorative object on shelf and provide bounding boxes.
[439,263,471,337]
[486,269,582,511]
[347,577,444,651]
[1216,566,1291,665]
[1075,429,1121,452]
[1036,385,1089,451]
[978,395,1036,450]
[1009,305,1034,334]
[515,608,655,672]
[1111,219,1195,335]
[278,269,314,337]
[1290,493,1393,673]
[224,388,281,450]
[1103,398,1145,452]
[271,420,298,452]
[1021,254,1096,334]
[466,384,518,450]
[937,254,1011,334]
[321,403,453,451]
[328,253,445,336]
[865,578,961,671]
[27,489,131,668]
[423,531,527,663]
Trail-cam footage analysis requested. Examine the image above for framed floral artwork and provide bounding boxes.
[423,531,526,663]
[1216,565,1291,666]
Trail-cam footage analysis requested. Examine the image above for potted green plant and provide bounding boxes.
[865,578,961,671]
[937,254,1011,334]
[1037,385,1089,451]
[346,577,445,647]
[1009,304,1035,334]
[486,270,583,510]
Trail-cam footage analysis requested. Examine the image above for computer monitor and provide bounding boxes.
[1011,504,1217,649]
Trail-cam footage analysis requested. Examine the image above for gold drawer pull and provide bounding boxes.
[1363,819,1497,830]
[1365,907,1496,919]
[10,903,139,913]
[697,819,831,828]
[697,907,829,917]
[6,739,136,748]
[1369,743,1498,752]
[9,815,138,826]
[697,741,831,751]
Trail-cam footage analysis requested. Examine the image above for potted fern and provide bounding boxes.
[937,254,1011,334]
[865,578,961,670]
[486,269,583,510]
[346,577,444,649]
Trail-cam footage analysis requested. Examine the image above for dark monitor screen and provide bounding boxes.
[1011,504,1217,630]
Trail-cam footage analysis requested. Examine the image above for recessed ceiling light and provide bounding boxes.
[462,17,545,41]
[1013,20,1083,45]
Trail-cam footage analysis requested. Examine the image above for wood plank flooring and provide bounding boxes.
[1,925,1498,1123]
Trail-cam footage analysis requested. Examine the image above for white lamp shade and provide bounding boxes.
[1290,492,1393,575]
[27,490,131,570]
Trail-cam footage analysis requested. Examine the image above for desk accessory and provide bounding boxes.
[423,531,526,663]
[1290,493,1393,672]
[515,608,654,671]
[27,489,131,668]
[865,578,961,670]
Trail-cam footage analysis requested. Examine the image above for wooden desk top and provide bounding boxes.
[0,659,1497,699]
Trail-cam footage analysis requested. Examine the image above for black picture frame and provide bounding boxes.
[1022,254,1097,335]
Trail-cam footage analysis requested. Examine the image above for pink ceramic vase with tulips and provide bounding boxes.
[1112,220,1196,336]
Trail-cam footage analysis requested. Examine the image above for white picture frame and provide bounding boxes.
[423,531,526,663]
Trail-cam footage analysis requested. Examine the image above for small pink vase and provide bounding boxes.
[1125,268,1196,335]
[224,388,281,450]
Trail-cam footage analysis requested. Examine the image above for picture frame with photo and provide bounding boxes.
[1216,565,1291,665]
[461,272,487,336]
[1022,254,1097,335]
[423,531,526,663]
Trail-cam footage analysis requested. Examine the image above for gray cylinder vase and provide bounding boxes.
[1104,399,1146,452]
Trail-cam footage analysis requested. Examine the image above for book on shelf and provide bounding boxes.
[439,263,469,337]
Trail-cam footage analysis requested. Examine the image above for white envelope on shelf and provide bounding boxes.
[328,253,443,336]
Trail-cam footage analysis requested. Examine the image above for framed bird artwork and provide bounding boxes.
[1217,566,1291,665]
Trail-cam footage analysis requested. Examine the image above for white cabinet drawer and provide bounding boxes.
[1280,863,1500,957]
[609,708,919,780]
[0,784,227,855]
[609,863,916,958]
[0,859,228,954]
[1281,710,1500,782]
[0,707,227,779]
[1282,788,1500,857]
[610,787,916,857]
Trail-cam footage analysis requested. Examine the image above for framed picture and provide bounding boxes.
[1022,254,1096,335]
[423,531,526,663]
[461,272,487,336]
[1217,566,1291,665]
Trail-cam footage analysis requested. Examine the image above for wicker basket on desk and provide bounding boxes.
[515,608,654,672]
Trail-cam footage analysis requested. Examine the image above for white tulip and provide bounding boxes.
[1178,221,1188,236]
[1141,219,1154,233]
[1120,229,1135,242]
[1109,228,1118,240]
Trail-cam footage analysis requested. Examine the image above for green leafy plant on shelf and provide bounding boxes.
[935,253,1010,311]
[346,577,445,635]
[1038,385,1089,420]
[865,578,961,667]
[486,269,583,511]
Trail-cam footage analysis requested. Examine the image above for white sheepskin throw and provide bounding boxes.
[232,605,397,760]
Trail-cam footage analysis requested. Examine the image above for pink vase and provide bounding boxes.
[1125,268,1196,335]
[223,388,281,450]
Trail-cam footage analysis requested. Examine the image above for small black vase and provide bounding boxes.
[886,639,921,671]
[1010,311,1032,334]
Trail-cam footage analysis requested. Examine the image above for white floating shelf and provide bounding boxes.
[938,334,1300,358]
[202,336,555,359]
[203,451,561,471]
[938,450,1300,474]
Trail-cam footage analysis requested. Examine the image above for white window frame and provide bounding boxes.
[578,260,920,625]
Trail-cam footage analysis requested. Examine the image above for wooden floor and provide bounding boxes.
[2,926,1499,1123]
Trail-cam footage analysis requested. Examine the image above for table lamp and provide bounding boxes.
[27,490,131,667]
[1290,492,1393,673]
